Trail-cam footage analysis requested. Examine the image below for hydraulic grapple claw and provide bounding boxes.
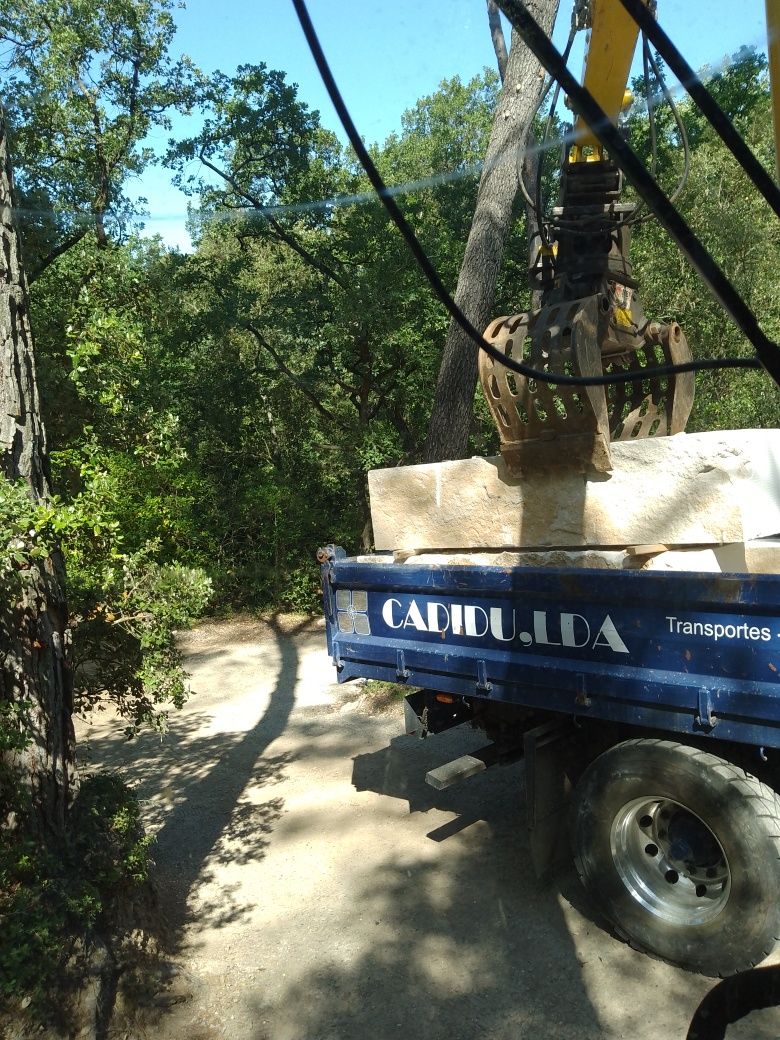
[479,294,695,476]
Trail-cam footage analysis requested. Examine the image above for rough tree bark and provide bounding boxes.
[423,0,559,463]
[487,2,546,311]
[0,108,74,841]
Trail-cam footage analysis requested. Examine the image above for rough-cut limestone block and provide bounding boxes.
[639,549,722,572]
[391,549,631,569]
[714,539,780,574]
[356,541,780,575]
[355,543,780,575]
[382,548,723,571]
[368,431,780,552]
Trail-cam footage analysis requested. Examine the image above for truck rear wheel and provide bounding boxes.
[571,738,780,976]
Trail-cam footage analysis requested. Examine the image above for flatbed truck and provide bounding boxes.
[320,545,780,976]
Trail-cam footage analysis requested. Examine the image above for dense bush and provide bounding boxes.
[0,773,152,1009]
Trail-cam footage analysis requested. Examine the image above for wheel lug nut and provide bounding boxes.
[665,869,679,884]
[644,843,658,856]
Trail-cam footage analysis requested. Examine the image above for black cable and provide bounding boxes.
[494,0,780,386]
[615,39,689,225]
[644,36,659,179]
[291,0,764,386]
[534,76,564,242]
[516,25,576,235]
[617,0,780,221]
[603,37,688,226]
[517,24,577,220]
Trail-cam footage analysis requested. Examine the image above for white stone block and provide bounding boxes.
[356,541,780,575]
[369,430,780,552]
[639,548,723,573]
[714,539,780,575]
[393,549,631,569]
[389,547,721,571]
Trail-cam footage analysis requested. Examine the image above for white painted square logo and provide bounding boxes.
[336,589,371,635]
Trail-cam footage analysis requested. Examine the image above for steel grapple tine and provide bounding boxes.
[480,294,696,473]
[607,321,695,441]
[479,295,613,474]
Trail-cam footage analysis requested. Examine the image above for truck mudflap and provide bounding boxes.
[319,547,780,749]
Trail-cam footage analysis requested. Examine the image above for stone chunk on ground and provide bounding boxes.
[369,430,780,553]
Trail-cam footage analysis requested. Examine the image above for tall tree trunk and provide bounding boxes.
[487,6,546,319]
[423,0,559,463]
[0,109,74,842]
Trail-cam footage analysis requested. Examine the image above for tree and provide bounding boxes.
[627,48,780,433]
[0,108,73,841]
[0,87,209,1024]
[169,63,345,283]
[423,0,560,462]
[0,0,196,279]
[0,0,211,838]
[170,67,507,562]
[487,0,510,80]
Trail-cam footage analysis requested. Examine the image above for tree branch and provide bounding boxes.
[116,43,142,164]
[243,322,351,431]
[198,151,348,289]
[487,1,509,83]
[28,225,90,283]
[71,63,110,246]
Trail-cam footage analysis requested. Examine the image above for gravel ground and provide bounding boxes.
[75,615,780,1040]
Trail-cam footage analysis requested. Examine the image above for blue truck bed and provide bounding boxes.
[320,547,780,749]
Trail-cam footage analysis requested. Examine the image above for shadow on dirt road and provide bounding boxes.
[251,735,608,1040]
[76,616,780,1040]
[81,615,307,935]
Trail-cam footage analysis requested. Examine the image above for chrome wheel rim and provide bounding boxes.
[610,796,731,925]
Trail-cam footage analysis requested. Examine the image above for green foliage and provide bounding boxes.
[0,480,54,591]
[170,62,341,217]
[627,48,780,431]
[70,544,212,734]
[5,15,778,613]
[156,67,516,606]
[68,772,153,886]
[0,457,211,738]
[15,44,777,621]
[1,0,199,270]
[363,679,409,703]
[0,705,34,831]
[53,446,212,731]
[0,772,152,1010]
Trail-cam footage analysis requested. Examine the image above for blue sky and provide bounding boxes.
[134,0,772,250]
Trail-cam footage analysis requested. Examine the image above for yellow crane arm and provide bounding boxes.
[571,0,644,159]
[573,0,780,181]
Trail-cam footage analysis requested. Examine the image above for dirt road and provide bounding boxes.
[77,616,780,1040]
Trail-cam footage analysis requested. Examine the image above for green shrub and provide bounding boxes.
[0,773,152,1010]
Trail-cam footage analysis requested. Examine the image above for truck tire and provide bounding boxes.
[571,738,780,976]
